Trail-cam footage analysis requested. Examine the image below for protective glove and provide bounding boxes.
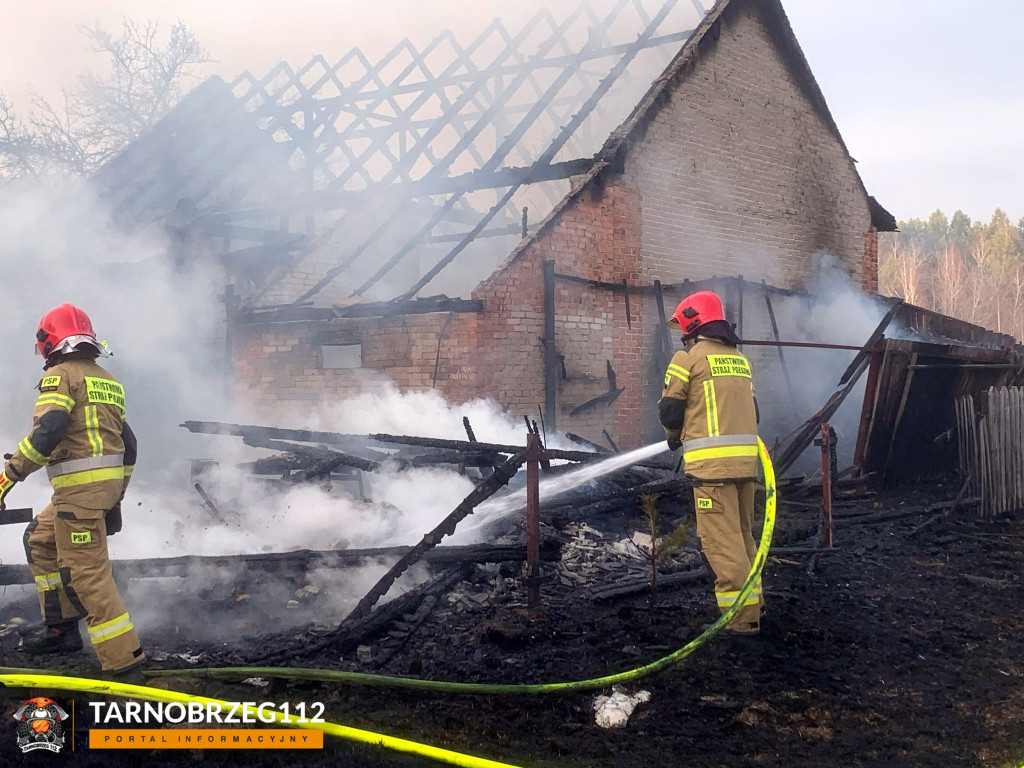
[0,471,16,512]
[104,502,123,536]
[667,436,682,452]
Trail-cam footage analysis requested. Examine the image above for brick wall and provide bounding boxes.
[462,181,645,447]
[232,313,463,411]
[862,232,879,293]
[625,0,872,290]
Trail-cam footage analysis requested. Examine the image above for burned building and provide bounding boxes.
[95,0,944,458]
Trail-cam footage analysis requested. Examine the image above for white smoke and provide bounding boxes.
[0,178,556,577]
[760,252,887,474]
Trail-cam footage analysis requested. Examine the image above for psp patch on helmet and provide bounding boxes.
[38,376,62,392]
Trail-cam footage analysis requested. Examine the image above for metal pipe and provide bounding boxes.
[525,432,545,607]
[739,339,884,352]
[817,423,834,548]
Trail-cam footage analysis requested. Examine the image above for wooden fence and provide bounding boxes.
[956,386,1024,516]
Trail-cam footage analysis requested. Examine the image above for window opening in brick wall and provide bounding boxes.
[320,343,362,369]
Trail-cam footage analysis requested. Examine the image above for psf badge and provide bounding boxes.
[13,697,70,753]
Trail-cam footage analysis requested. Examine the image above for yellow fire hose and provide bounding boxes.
[0,439,776,766]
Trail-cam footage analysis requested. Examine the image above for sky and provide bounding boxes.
[0,0,1021,224]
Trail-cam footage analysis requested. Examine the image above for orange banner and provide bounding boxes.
[89,729,323,749]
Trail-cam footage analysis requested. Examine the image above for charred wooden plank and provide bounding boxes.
[408,451,496,468]
[193,483,237,523]
[0,508,33,526]
[241,454,314,475]
[543,476,691,515]
[243,435,385,473]
[839,301,903,385]
[351,567,473,664]
[338,451,527,626]
[589,567,707,601]
[565,433,612,454]
[255,565,474,665]
[367,433,598,462]
[181,421,374,451]
[0,541,562,587]
[602,430,620,453]
[568,387,624,417]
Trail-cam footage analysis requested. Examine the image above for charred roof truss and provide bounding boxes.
[95,0,707,307]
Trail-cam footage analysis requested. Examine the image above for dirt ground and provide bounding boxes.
[1,479,1023,768]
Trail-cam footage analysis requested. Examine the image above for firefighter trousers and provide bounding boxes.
[693,480,762,632]
[23,503,144,671]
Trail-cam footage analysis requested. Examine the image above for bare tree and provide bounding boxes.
[933,242,968,319]
[968,230,1001,331]
[0,19,209,178]
[0,95,36,177]
[882,235,926,306]
[1010,268,1024,341]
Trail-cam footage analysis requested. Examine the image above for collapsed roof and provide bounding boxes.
[92,0,713,306]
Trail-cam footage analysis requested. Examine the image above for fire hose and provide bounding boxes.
[0,439,776,765]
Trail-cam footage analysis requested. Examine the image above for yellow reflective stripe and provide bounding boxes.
[85,406,103,456]
[18,437,48,466]
[682,434,759,453]
[684,445,760,463]
[703,381,712,435]
[666,364,690,382]
[34,572,62,591]
[709,381,719,435]
[46,454,122,479]
[123,466,134,477]
[716,590,761,608]
[703,380,719,436]
[88,612,134,644]
[35,393,75,412]
[49,466,125,489]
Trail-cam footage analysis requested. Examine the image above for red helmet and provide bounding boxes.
[668,291,726,336]
[35,304,104,360]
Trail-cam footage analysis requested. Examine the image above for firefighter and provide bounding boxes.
[0,304,144,676]
[658,291,762,634]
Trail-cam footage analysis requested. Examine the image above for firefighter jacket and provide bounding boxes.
[4,355,136,511]
[658,337,759,481]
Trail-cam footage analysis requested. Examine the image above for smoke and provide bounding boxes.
[757,252,887,474]
[0,177,228,563]
[0,176,562,646]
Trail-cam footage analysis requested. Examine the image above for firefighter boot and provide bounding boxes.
[23,622,84,655]
[105,659,146,685]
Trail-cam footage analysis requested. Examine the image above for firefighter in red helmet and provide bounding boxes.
[0,304,144,677]
[658,291,762,634]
